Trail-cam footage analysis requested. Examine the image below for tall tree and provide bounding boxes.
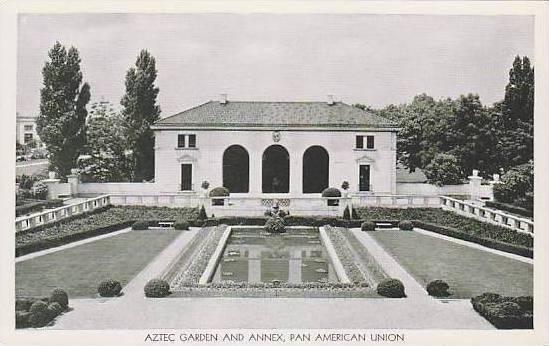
[496,56,534,169]
[120,50,161,181]
[78,101,131,182]
[37,42,91,178]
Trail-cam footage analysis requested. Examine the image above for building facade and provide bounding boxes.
[151,97,398,197]
[16,114,42,147]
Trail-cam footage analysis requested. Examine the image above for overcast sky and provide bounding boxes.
[17,13,534,118]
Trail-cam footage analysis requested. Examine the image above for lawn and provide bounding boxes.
[369,230,533,299]
[16,229,182,298]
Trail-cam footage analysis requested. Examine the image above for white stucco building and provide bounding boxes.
[151,96,398,198]
[16,114,42,147]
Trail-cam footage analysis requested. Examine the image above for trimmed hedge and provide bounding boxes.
[174,219,190,230]
[16,220,134,257]
[144,279,171,298]
[471,293,533,329]
[413,221,533,258]
[485,201,533,218]
[398,220,413,231]
[377,278,406,298]
[132,220,149,230]
[361,221,376,232]
[15,289,70,328]
[16,199,64,217]
[98,279,122,297]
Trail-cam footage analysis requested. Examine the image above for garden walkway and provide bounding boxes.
[48,227,493,330]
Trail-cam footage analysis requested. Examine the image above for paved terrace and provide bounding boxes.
[43,228,493,330]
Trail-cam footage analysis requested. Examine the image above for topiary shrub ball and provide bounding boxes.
[144,279,171,298]
[361,221,376,232]
[321,187,342,198]
[209,186,230,197]
[426,279,451,297]
[49,288,68,309]
[398,220,414,231]
[132,220,149,230]
[28,300,50,327]
[46,302,64,319]
[377,278,406,298]
[98,279,123,297]
[174,219,190,230]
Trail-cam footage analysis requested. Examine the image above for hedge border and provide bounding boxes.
[413,220,533,258]
[485,201,533,218]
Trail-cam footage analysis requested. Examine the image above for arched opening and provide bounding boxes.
[262,145,290,193]
[302,146,329,193]
[223,145,249,193]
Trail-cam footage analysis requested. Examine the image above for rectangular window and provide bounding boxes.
[177,134,186,148]
[366,135,375,149]
[356,135,364,149]
[24,125,33,131]
[181,164,192,191]
[188,134,196,148]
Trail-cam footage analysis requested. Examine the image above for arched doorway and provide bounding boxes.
[223,145,249,193]
[262,145,290,193]
[302,146,329,193]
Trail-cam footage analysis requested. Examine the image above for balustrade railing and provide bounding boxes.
[15,195,111,232]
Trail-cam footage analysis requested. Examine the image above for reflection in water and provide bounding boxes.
[212,227,338,284]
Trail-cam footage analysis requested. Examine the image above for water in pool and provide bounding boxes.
[212,227,338,284]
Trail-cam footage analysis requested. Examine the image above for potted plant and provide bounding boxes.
[322,187,342,206]
[209,186,229,206]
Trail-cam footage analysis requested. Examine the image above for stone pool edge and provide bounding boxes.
[199,226,233,284]
[318,226,351,283]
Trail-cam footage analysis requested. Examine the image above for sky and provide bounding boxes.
[17,13,534,118]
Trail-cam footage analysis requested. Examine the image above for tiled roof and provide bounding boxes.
[153,101,397,129]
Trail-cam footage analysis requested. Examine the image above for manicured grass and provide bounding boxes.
[369,230,533,299]
[16,230,182,298]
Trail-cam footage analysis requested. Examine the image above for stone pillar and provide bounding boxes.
[488,174,502,201]
[468,169,482,201]
[42,178,61,200]
[249,150,262,195]
[289,154,302,196]
[67,170,80,197]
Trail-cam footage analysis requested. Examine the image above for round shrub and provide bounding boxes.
[98,279,122,297]
[28,300,50,327]
[377,278,406,298]
[264,216,286,233]
[132,220,149,230]
[174,219,190,230]
[46,302,64,318]
[16,298,34,312]
[361,221,376,232]
[144,279,171,298]
[398,220,413,231]
[426,280,450,297]
[321,187,342,198]
[49,288,68,309]
[209,186,229,197]
[16,311,31,328]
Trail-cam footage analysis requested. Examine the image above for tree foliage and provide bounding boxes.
[78,101,131,182]
[37,42,90,179]
[493,161,533,210]
[121,50,161,181]
[423,153,464,186]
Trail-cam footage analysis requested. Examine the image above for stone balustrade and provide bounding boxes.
[15,195,111,232]
[440,196,533,235]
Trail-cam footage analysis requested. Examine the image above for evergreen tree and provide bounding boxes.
[121,50,161,181]
[37,42,90,178]
[496,56,534,169]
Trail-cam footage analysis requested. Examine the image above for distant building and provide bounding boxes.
[151,95,398,196]
[16,114,42,147]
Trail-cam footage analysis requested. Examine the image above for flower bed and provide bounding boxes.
[324,226,387,286]
[356,207,533,249]
[16,206,199,256]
